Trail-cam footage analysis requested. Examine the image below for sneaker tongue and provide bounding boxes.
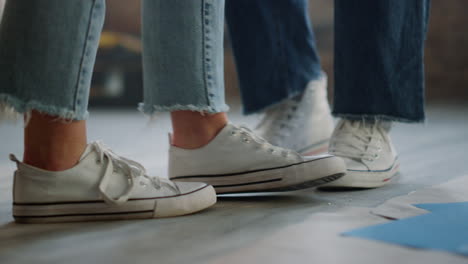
[79,144,95,161]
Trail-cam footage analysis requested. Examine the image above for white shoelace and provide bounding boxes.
[235,125,294,157]
[92,141,179,205]
[329,121,383,161]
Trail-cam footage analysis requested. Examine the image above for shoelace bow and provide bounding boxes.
[329,121,382,161]
[92,141,179,205]
[236,125,294,157]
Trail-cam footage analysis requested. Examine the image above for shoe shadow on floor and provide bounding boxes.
[218,192,313,202]
[317,187,372,192]
[216,192,325,209]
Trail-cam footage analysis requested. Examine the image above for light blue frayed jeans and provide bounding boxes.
[0,0,228,121]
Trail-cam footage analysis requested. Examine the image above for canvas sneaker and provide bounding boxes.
[11,141,216,223]
[320,119,400,189]
[255,73,334,155]
[169,123,346,194]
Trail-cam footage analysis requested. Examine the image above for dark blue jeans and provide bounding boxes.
[226,0,431,122]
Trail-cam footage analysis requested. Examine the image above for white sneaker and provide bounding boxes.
[255,73,334,155]
[169,124,346,194]
[320,119,400,189]
[11,141,216,223]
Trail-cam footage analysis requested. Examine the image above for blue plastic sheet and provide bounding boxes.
[343,202,468,256]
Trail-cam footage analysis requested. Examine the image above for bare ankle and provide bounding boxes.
[171,111,228,149]
[23,111,87,171]
[23,152,83,171]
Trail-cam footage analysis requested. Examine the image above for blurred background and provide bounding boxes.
[0,0,466,107]
[0,3,467,263]
[68,0,468,107]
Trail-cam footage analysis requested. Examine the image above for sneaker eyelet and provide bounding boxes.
[268,149,275,154]
[230,131,236,136]
[242,138,250,143]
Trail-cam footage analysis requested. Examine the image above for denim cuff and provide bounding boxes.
[332,112,425,123]
[0,94,89,124]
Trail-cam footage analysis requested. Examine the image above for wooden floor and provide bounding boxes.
[0,103,467,264]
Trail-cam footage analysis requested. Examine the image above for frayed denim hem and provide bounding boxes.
[138,102,230,116]
[0,94,89,125]
[332,113,425,123]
